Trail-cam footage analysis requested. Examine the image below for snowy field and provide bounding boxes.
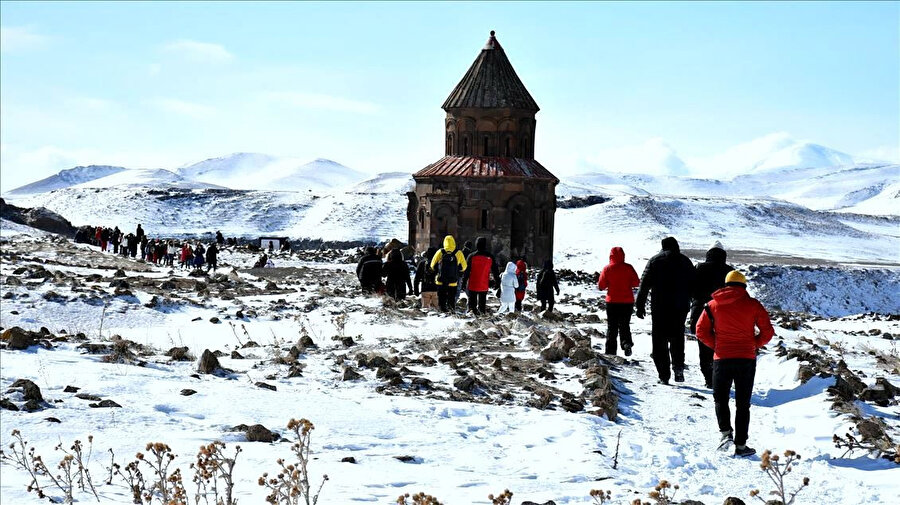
[1,224,898,504]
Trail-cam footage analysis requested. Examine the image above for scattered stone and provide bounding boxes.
[0,398,19,411]
[859,378,899,404]
[45,417,62,423]
[287,364,304,378]
[410,377,433,389]
[10,379,43,402]
[242,341,260,348]
[230,350,244,359]
[530,389,554,409]
[180,389,197,396]
[540,333,576,362]
[89,399,121,408]
[393,455,417,463]
[521,501,556,505]
[209,317,221,324]
[376,367,401,380]
[23,400,43,412]
[75,393,103,401]
[265,281,278,290]
[341,456,357,464]
[298,335,316,349]
[197,349,224,374]
[453,374,478,393]
[2,327,35,350]
[341,336,355,347]
[255,382,277,391]
[342,367,363,381]
[232,423,278,442]
[113,268,126,278]
[108,279,129,289]
[166,346,191,361]
[723,498,746,505]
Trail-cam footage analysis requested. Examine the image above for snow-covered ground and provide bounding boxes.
[1,224,898,504]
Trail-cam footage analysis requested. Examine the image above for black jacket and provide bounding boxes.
[635,237,696,313]
[692,247,733,307]
[383,250,413,300]
[356,253,383,290]
[414,247,439,294]
[536,261,559,301]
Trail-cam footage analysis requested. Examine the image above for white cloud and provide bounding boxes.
[582,137,688,177]
[162,39,233,63]
[0,25,50,52]
[262,91,380,115]
[858,145,900,164]
[150,98,216,119]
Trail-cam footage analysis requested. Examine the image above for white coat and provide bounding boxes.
[500,262,518,305]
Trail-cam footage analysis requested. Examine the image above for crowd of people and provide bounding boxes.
[75,224,230,272]
[357,233,775,457]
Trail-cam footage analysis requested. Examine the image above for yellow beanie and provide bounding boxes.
[725,270,747,285]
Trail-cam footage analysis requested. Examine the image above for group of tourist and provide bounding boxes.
[358,233,774,457]
[76,224,227,272]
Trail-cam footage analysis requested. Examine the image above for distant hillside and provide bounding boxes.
[6,165,127,195]
[176,153,367,191]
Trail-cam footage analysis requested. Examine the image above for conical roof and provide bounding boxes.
[442,31,539,112]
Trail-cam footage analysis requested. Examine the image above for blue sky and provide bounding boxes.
[1,1,897,189]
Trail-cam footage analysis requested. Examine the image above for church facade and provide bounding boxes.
[407,31,558,266]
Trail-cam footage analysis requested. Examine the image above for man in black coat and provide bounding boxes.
[635,236,696,384]
[689,241,734,388]
[356,247,384,294]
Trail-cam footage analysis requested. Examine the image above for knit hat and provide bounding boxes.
[725,270,747,286]
[710,240,725,251]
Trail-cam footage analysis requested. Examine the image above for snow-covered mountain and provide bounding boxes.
[176,153,367,191]
[71,168,224,190]
[5,165,127,194]
[689,133,857,177]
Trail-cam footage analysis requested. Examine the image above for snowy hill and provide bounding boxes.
[5,165,127,194]
[690,133,857,177]
[176,153,368,191]
[70,168,224,190]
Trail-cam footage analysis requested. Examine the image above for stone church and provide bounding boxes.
[407,31,558,266]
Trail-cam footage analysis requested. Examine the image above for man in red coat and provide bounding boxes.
[597,247,640,356]
[696,270,775,457]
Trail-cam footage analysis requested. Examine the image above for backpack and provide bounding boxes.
[438,251,459,284]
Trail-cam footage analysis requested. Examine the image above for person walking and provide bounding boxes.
[497,261,518,314]
[635,237,696,384]
[690,241,734,388]
[696,270,774,457]
[535,260,560,313]
[430,235,467,313]
[463,237,500,316]
[514,260,528,312]
[383,249,413,301]
[205,242,218,272]
[356,247,384,294]
[414,247,440,310]
[597,247,641,356]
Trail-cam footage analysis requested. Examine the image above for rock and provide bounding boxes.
[75,393,102,401]
[209,317,221,324]
[540,333,576,362]
[366,355,391,369]
[0,398,19,411]
[680,501,706,505]
[89,399,122,408]
[410,377,433,389]
[342,367,363,381]
[255,382,277,391]
[108,279,129,289]
[197,349,223,374]
[166,346,191,361]
[298,335,316,349]
[180,389,197,396]
[10,379,43,402]
[521,501,556,505]
[63,385,80,393]
[568,345,595,364]
[393,455,417,463]
[230,351,244,359]
[341,337,355,347]
[3,327,35,350]
[160,280,177,290]
[287,364,304,378]
[341,456,357,464]
[265,281,278,291]
[114,268,126,278]
[23,400,43,412]
[857,418,888,441]
[453,374,478,393]
[242,340,260,348]
[723,498,746,505]
[45,417,61,423]
[376,367,401,380]
[530,389,554,409]
[859,378,899,403]
[560,396,584,413]
[232,423,278,442]
[418,354,437,366]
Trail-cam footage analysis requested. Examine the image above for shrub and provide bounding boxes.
[750,450,809,505]
[258,418,328,505]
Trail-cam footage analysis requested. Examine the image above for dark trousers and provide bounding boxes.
[690,303,715,385]
[713,359,756,446]
[468,290,488,315]
[650,307,688,382]
[605,303,634,354]
[539,299,555,312]
[514,297,523,312]
[438,285,456,312]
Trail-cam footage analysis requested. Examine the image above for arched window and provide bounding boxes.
[483,136,489,156]
[480,208,489,230]
[505,137,511,157]
[446,134,453,155]
[419,208,426,229]
[463,137,469,156]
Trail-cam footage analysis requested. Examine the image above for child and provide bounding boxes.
[498,262,518,314]
[536,260,560,312]
[514,260,528,312]
[597,246,640,356]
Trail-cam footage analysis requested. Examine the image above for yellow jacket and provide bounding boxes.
[430,235,468,286]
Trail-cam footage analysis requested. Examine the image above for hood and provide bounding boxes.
[463,241,473,250]
[424,246,438,261]
[388,249,402,262]
[542,260,553,270]
[516,260,526,274]
[661,236,680,253]
[443,235,456,252]
[475,236,487,253]
[609,246,625,264]
[711,285,748,306]
[706,246,727,263]
[505,262,518,275]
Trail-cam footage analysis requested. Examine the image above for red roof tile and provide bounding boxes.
[414,156,558,182]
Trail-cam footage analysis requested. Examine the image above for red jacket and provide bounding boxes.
[514,260,527,301]
[696,286,775,360]
[597,247,640,303]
